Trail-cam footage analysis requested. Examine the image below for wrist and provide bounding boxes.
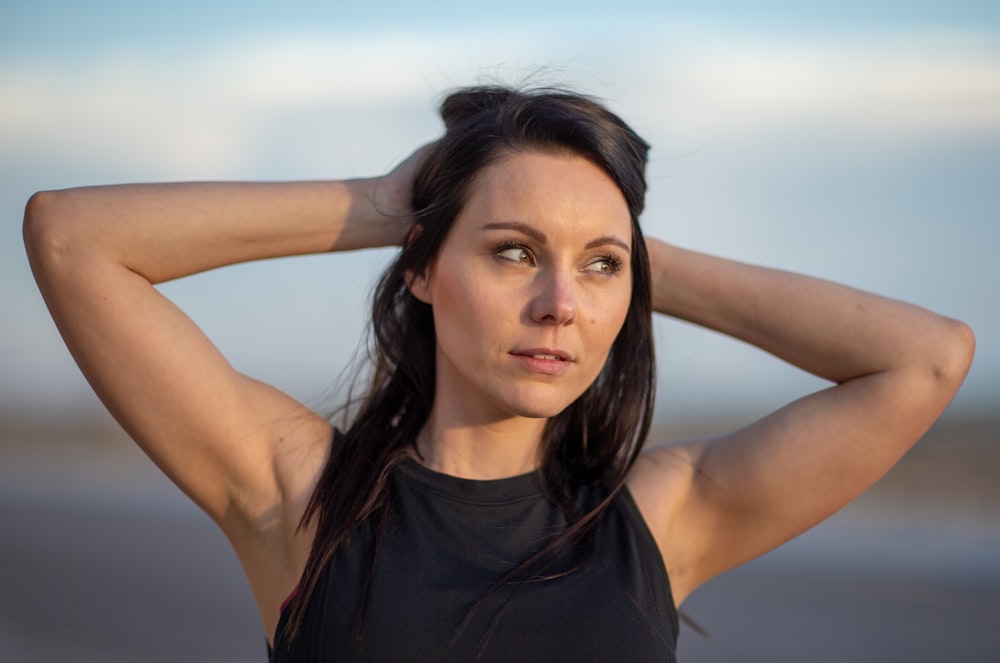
[340,178,411,249]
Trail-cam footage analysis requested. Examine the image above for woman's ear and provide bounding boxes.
[404,223,423,249]
[403,224,432,303]
[405,268,432,304]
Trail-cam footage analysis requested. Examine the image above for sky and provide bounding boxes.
[2,1,998,423]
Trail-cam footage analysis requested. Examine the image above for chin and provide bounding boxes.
[499,387,583,420]
[509,404,565,420]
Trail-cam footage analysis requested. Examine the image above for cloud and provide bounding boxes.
[0,32,442,177]
[3,26,999,179]
[629,30,1000,138]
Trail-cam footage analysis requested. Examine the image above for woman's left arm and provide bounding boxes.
[629,239,975,604]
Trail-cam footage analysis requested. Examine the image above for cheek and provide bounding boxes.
[589,283,632,338]
[430,271,508,348]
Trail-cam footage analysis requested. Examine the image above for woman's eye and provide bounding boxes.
[496,246,534,265]
[584,256,623,274]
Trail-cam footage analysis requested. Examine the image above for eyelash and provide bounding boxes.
[493,240,534,265]
[591,253,624,274]
[492,241,624,275]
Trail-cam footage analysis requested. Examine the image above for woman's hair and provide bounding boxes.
[281,85,656,641]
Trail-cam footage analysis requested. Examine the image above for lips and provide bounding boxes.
[511,348,572,362]
[510,348,574,376]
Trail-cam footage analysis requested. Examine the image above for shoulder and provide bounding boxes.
[225,406,333,640]
[627,442,704,523]
[624,441,709,602]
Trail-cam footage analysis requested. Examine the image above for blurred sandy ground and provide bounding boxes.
[1,413,997,662]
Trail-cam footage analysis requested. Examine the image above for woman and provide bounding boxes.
[23,86,974,661]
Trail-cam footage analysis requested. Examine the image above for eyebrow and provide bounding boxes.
[482,221,631,253]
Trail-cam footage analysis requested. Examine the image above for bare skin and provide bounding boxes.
[23,147,974,643]
[408,153,634,479]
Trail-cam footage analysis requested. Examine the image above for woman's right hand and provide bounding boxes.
[372,142,437,243]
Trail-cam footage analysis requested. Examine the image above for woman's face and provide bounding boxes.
[409,150,634,424]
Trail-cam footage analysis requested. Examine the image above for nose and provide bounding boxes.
[529,268,577,325]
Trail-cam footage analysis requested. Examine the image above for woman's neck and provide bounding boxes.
[414,412,546,480]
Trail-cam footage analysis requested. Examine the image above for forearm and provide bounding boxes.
[647,238,973,384]
[638,244,973,602]
[24,177,407,285]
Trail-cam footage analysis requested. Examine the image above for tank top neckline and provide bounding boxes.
[395,456,545,504]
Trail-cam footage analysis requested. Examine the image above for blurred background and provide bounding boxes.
[2,1,998,661]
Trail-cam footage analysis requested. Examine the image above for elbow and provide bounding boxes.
[23,189,75,269]
[24,190,58,252]
[930,318,976,396]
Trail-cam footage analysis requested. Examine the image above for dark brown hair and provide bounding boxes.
[282,85,656,641]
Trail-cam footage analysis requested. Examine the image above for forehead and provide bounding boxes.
[456,151,633,242]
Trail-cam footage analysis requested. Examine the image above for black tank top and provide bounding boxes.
[271,458,678,662]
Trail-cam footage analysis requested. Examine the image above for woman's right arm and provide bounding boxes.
[22,169,415,531]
